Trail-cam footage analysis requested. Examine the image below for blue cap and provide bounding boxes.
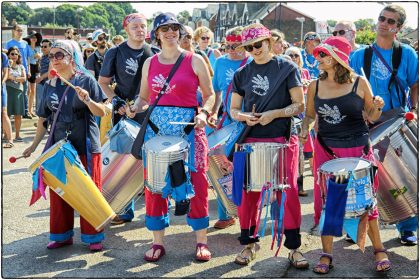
[92,29,108,42]
[152,12,180,36]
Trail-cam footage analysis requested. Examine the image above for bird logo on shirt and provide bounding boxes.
[225,68,235,84]
[125,58,138,75]
[318,104,346,124]
[252,74,269,96]
[372,58,391,81]
[151,74,176,94]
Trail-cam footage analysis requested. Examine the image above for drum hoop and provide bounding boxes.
[371,117,405,146]
[319,157,371,176]
[28,139,69,173]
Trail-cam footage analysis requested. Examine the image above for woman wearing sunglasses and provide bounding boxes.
[300,36,390,274]
[193,26,221,70]
[229,23,308,268]
[125,12,215,263]
[23,40,108,252]
[83,44,95,63]
[6,47,26,143]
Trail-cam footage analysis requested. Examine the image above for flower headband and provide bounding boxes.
[241,26,271,44]
[123,13,147,28]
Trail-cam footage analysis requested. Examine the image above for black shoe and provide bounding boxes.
[23,114,32,119]
[345,234,356,244]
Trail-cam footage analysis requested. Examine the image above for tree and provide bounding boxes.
[177,10,191,24]
[354,18,375,31]
[327,20,337,28]
[28,7,54,26]
[356,29,376,45]
[2,2,32,24]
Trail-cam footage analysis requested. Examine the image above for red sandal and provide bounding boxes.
[144,244,166,262]
[196,243,211,261]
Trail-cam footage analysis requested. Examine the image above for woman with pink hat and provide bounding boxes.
[230,23,308,268]
[300,36,390,274]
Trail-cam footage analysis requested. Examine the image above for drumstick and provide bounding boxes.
[238,112,255,119]
[169,121,196,125]
[9,155,26,163]
[252,104,256,115]
[49,69,77,90]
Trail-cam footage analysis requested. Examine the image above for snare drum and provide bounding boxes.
[144,135,190,193]
[370,116,418,224]
[102,118,144,214]
[237,142,288,192]
[29,140,116,231]
[319,158,375,218]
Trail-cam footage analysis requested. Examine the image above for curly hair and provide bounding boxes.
[193,26,213,43]
[319,63,355,84]
[7,46,22,65]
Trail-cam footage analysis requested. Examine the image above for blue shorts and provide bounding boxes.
[2,85,6,108]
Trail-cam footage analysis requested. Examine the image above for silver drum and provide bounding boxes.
[319,158,375,218]
[144,135,190,193]
[237,142,288,192]
[370,116,418,224]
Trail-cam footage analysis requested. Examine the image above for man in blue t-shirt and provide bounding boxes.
[301,32,321,79]
[351,4,419,246]
[5,24,32,119]
[98,13,159,224]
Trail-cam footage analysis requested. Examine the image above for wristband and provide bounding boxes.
[200,109,211,119]
[84,96,91,104]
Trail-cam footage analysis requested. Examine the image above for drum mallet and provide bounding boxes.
[9,155,26,163]
[405,112,415,121]
[49,69,77,90]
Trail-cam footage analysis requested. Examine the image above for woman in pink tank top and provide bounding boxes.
[126,13,216,263]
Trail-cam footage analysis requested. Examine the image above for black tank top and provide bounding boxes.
[315,77,369,147]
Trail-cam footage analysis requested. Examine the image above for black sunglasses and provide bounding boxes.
[244,40,264,52]
[318,51,328,58]
[48,52,66,60]
[9,53,19,56]
[159,24,180,32]
[85,50,94,53]
[97,36,107,41]
[225,44,240,51]
[41,45,49,48]
[201,36,210,41]
[332,30,351,36]
[378,15,397,25]
[289,54,300,59]
[183,34,192,40]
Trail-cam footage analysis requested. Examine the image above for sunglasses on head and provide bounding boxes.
[48,52,66,60]
[183,34,192,40]
[378,15,397,25]
[201,36,210,41]
[288,54,300,59]
[318,51,328,58]
[9,52,19,56]
[159,24,180,32]
[332,29,351,36]
[225,44,240,51]
[244,40,264,52]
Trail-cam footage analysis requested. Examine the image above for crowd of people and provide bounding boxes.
[3,3,418,275]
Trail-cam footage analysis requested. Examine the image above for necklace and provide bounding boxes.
[303,49,317,69]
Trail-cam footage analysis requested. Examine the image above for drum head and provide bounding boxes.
[320,158,370,175]
[144,135,189,153]
[207,122,237,150]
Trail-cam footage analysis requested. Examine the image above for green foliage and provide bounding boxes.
[177,10,191,24]
[27,7,54,26]
[356,29,376,45]
[327,20,337,28]
[2,2,32,24]
[354,18,375,31]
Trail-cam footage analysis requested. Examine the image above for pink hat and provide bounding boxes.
[313,36,353,72]
[238,24,272,48]
[123,13,147,28]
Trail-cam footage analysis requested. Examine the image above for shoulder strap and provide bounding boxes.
[363,45,373,80]
[131,52,186,160]
[315,79,320,96]
[351,76,361,92]
[128,44,153,100]
[392,40,403,73]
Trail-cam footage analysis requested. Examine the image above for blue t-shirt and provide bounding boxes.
[212,55,252,117]
[99,42,159,100]
[205,48,217,70]
[5,39,31,74]
[301,49,319,79]
[232,56,302,138]
[350,43,419,112]
[2,53,8,98]
[37,73,107,154]
[28,46,41,65]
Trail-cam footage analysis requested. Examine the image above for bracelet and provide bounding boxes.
[200,109,211,118]
[84,96,91,104]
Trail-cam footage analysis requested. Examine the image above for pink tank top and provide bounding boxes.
[148,51,199,107]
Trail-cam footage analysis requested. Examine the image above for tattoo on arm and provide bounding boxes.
[302,116,315,133]
[282,103,301,117]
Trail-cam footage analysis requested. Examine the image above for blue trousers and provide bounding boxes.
[118,200,135,221]
[396,216,418,233]
[217,196,231,220]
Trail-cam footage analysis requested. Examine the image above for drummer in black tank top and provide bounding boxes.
[300,37,391,274]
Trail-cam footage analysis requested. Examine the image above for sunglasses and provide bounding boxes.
[244,40,264,52]
[9,53,19,56]
[183,34,192,40]
[86,50,94,53]
[41,45,49,49]
[318,51,328,58]
[97,36,107,41]
[15,29,23,32]
[48,52,66,60]
[288,54,300,59]
[225,44,240,51]
[378,15,397,25]
[332,30,351,36]
[201,36,210,41]
[159,24,180,32]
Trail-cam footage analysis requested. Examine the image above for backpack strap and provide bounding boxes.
[363,45,373,80]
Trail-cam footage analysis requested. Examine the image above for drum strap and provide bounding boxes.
[131,52,186,160]
[317,133,371,158]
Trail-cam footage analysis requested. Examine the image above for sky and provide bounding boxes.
[24,1,419,29]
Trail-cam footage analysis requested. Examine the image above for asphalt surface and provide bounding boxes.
[1,118,418,278]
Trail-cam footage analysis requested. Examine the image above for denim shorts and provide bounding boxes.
[2,85,6,108]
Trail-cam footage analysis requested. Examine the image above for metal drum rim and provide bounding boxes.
[319,157,371,176]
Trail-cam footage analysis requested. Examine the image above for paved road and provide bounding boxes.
[2,121,418,278]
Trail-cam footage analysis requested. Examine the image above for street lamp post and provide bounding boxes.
[296,17,305,48]
[77,7,83,35]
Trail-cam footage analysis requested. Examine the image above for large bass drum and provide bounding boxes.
[370,115,418,224]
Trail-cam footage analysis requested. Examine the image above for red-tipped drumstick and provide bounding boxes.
[49,69,77,90]
[405,112,415,121]
[9,155,26,163]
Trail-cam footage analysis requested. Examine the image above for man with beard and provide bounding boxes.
[99,13,159,224]
[301,32,321,79]
[86,29,109,80]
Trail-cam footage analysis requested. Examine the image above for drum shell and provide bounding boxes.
[29,140,116,231]
[144,136,189,193]
[100,103,113,145]
[370,117,418,224]
[101,140,144,214]
[237,142,288,192]
[319,157,374,218]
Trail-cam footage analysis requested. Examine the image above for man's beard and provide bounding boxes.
[98,43,106,49]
